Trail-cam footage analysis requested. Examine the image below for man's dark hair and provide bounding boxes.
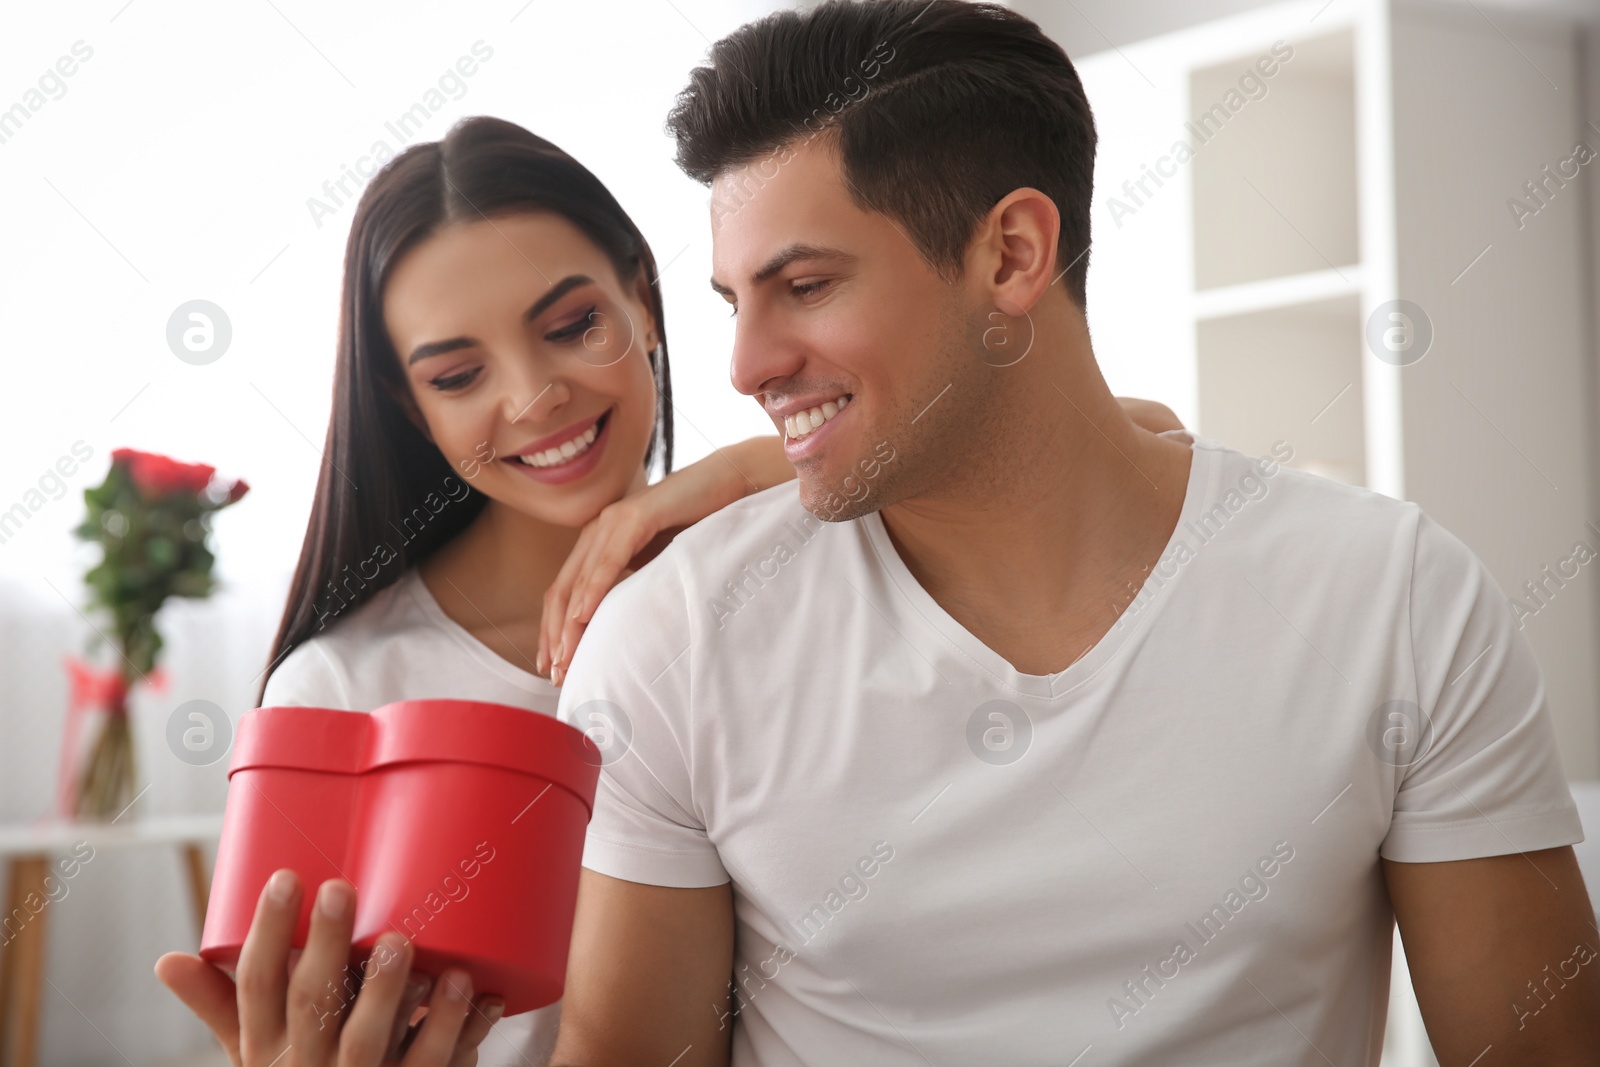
[667,0,1098,308]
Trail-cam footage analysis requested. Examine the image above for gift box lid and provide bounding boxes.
[229,700,602,815]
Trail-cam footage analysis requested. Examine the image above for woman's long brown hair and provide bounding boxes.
[257,117,674,705]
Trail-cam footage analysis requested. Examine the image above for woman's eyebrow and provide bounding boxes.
[523,274,593,323]
[407,274,595,365]
[407,336,475,365]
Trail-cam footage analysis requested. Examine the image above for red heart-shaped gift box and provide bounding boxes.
[199,700,601,1015]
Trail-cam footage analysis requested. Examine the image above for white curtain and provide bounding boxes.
[0,574,286,1065]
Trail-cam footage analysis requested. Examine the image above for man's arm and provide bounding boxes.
[1384,845,1600,1063]
[550,870,735,1067]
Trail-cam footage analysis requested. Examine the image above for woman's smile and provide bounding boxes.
[503,406,613,485]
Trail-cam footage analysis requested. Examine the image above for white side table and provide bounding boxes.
[0,815,222,1067]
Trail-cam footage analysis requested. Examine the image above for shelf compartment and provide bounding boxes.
[1195,294,1366,487]
[1190,29,1359,291]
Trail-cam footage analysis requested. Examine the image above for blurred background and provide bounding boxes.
[0,0,1597,1064]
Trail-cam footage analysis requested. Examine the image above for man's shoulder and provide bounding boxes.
[674,478,815,551]
[621,480,824,594]
[579,480,852,663]
[1189,434,1422,557]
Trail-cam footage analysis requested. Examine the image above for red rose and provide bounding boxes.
[225,478,250,503]
[112,449,216,498]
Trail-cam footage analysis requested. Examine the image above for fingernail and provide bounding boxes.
[536,650,546,673]
[318,880,351,920]
[445,971,473,1002]
[555,641,565,664]
[552,666,563,687]
[267,869,296,904]
[376,932,411,967]
[484,999,505,1022]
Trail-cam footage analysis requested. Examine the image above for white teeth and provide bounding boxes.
[785,394,850,440]
[518,421,600,468]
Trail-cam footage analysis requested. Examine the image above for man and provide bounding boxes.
[550,0,1599,1064]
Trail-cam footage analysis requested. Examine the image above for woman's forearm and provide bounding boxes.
[719,434,796,495]
[647,435,794,532]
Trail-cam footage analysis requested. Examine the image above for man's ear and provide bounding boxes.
[382,375,434,444]
[975,187,1061,318]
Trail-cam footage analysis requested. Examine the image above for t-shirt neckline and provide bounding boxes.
[861,429,1217,701]
[402,568,557,694]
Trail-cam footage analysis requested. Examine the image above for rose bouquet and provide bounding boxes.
[66,449,248,819]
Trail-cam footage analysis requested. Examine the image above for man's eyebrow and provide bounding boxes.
[708,244,852,297]
[407,274,593,365]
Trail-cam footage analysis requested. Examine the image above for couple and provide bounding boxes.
[157,0,1598,1064]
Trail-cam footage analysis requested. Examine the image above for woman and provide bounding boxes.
[155,116,1182,1067]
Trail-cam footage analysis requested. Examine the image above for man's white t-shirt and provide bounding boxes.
[555,429,1583,1066]
[261,567,563,1067]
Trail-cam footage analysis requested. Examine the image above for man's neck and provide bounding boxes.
[877,354,1194,677]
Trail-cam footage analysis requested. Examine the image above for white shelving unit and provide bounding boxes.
[1074,3,1598,1061]
[1078,0,1599,779]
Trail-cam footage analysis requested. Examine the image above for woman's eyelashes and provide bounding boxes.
[423,304,602,392]
[546,304,598,343]
[429,366,481,392]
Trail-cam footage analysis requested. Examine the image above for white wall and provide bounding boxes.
[0,0,782,614]
[0,3,781,1062]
